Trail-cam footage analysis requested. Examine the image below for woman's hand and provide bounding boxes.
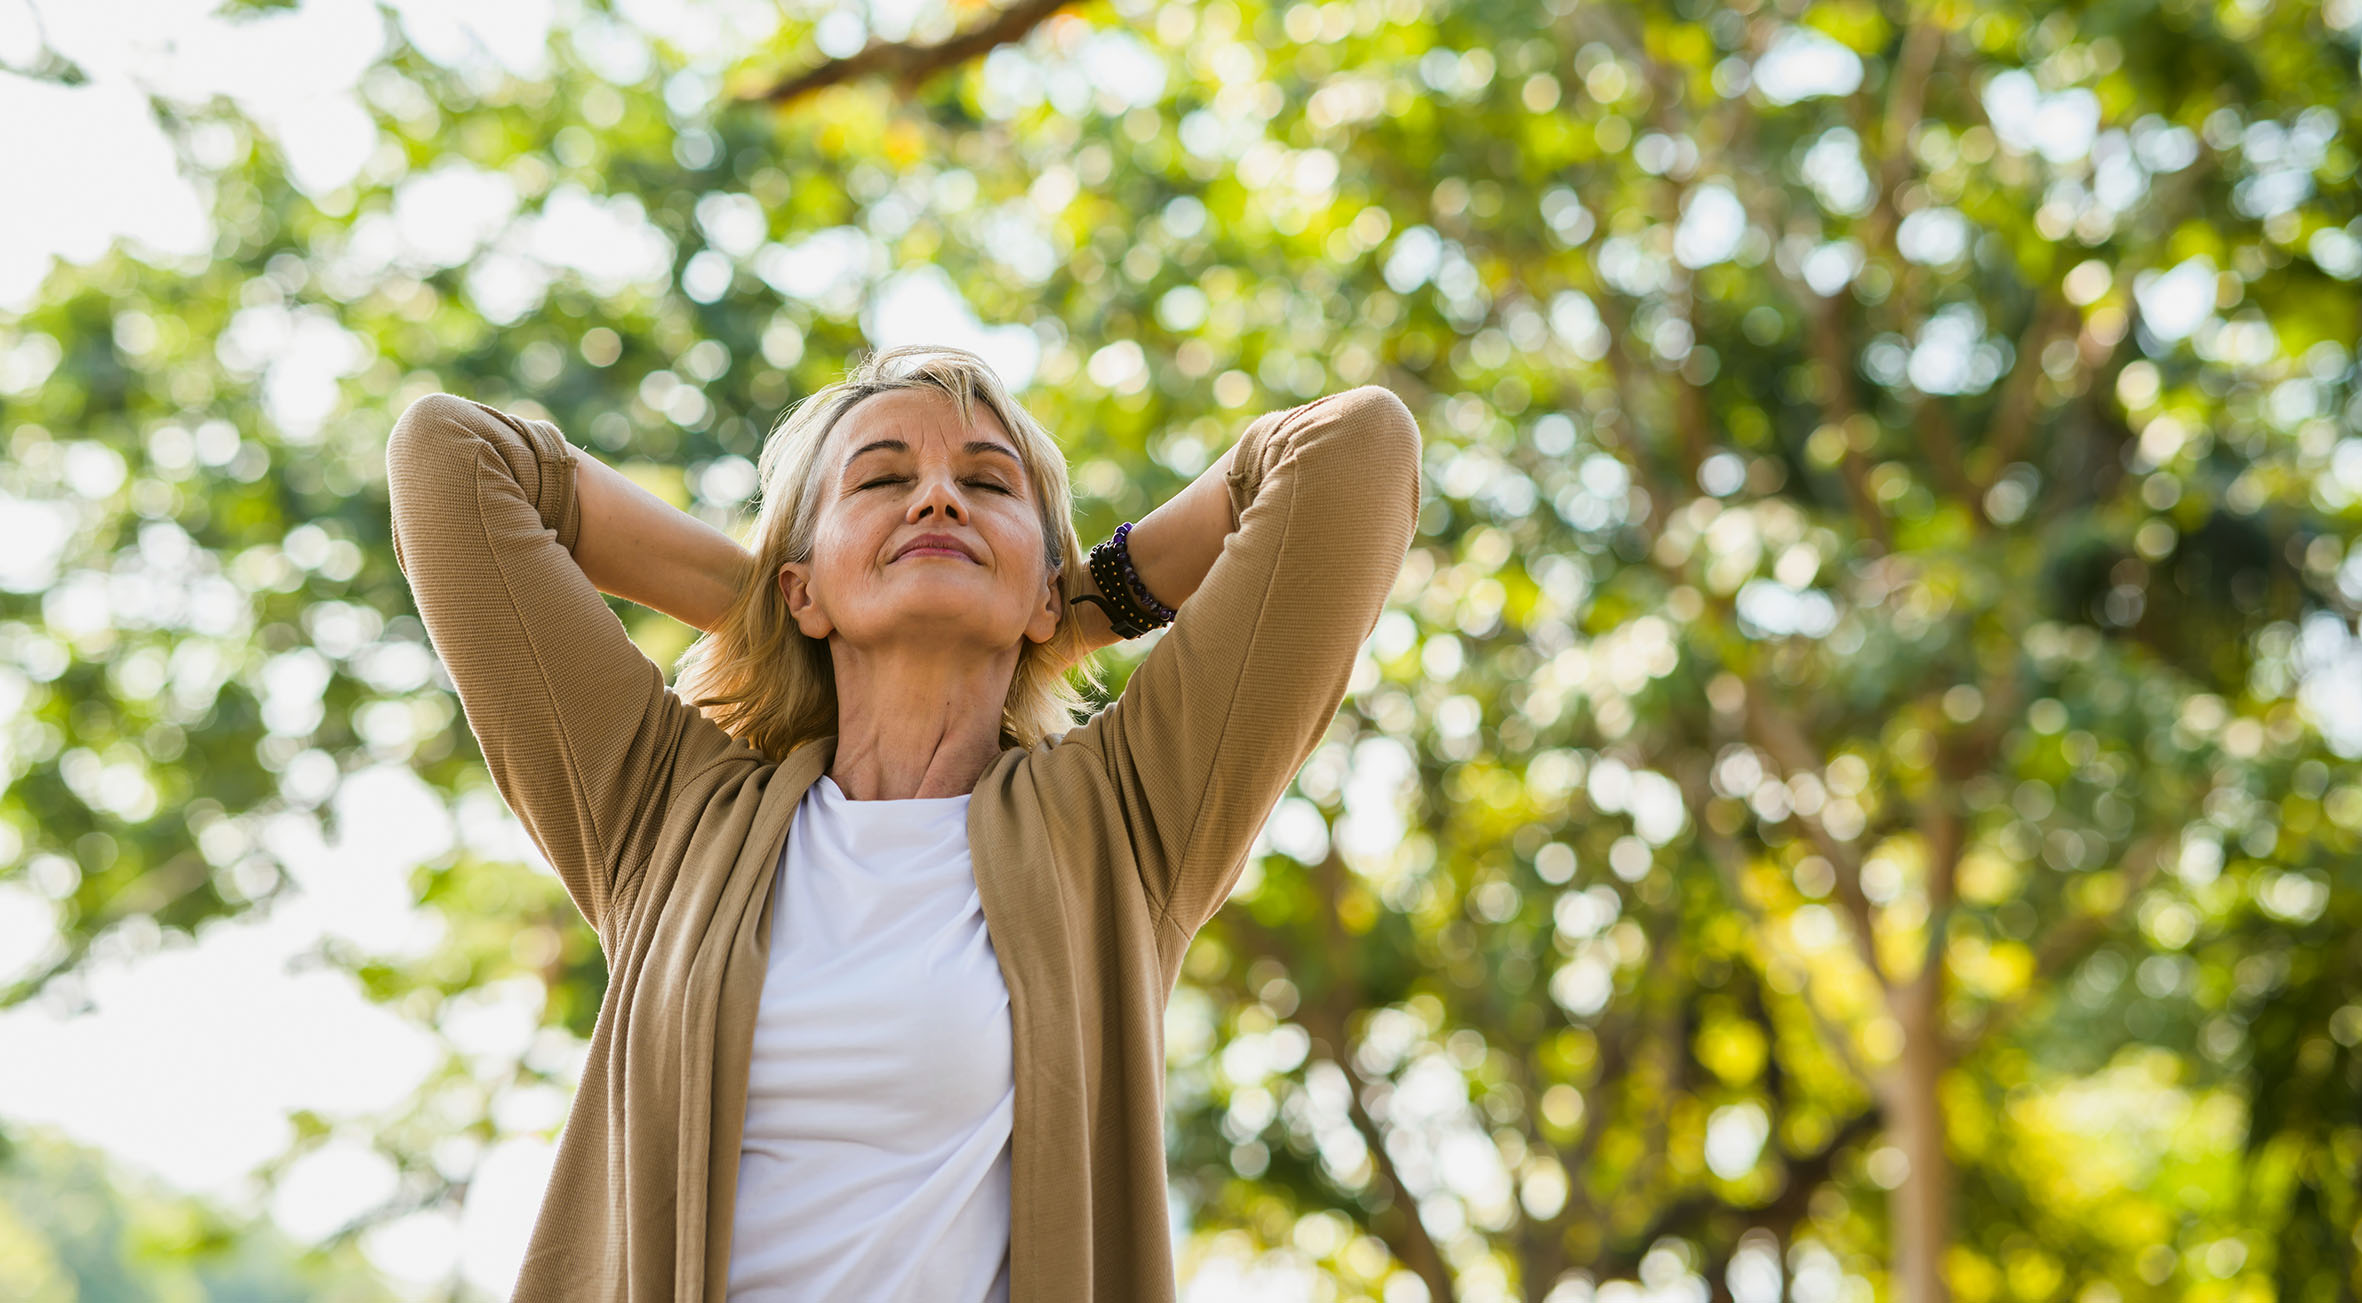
[570,447,755,634]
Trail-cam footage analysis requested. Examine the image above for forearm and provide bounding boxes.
[569,447,753,634]
[1069,439,1242,656]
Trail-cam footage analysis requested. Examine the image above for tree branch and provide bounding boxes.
[1803,295,1894,551]
[1580,1108,1883,1281]
[1911,394,1983,523]
[743,0,1081,106]
[1739,686,1891,994]
[1914,778,1966,986]
[1225,890,1458,1301]
[1295,985,1459,1302]
[1974,299,2077,490]
[1683,770,1880,1089]
[1982,150,2220,498]
[1950,835,2169,1055]
[1855,12,1949,266]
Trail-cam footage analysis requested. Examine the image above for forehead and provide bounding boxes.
[834,387,1018,458]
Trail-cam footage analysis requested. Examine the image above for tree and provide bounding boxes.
[0,1127,400,1301]
[3,0,2358,1298]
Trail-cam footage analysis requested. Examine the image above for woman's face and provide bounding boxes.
[777,387,1061,658]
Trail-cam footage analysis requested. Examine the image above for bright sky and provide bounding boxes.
[0,766,545,1289]
[0,0,1037,384]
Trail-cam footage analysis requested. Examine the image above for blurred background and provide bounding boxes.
[2,0,2360,1299]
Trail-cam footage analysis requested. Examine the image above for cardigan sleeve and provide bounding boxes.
[1063,385,1422,939]
[385,393,744,935]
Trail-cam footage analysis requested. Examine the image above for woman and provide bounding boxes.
[384,344,1422,1301]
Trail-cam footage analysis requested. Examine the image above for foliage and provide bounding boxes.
[2,0,2359,1298]
[0,1127,398,1301]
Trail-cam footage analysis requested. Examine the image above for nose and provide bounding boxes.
[907,465,967,523]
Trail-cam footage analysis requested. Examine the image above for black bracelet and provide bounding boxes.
[1072,591,1153,638]
[1106,522,1175,623]
[1075,521,1176,638]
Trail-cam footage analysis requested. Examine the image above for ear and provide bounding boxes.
[1022,561,1063,646]
[777,560,834,640]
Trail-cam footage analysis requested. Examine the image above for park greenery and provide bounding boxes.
[2,0,2360,1298]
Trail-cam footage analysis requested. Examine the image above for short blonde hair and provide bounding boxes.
[675,344,1103,762]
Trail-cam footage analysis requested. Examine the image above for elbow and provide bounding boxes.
[1246,385,1425,546]
[1329,384,1423,527]
[385,392,477,467]
[1329,384,1420,452]
[387,392,582,556]
[385,393,490,574]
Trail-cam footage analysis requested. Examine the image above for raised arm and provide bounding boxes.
[1062,386,1423,939]
[1059,441,1244,662]
[568,449,754,634]
[385,394,746,936]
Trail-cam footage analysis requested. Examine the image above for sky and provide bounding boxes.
[0,765,548,1291]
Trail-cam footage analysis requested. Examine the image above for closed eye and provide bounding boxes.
[860,476,1014,495]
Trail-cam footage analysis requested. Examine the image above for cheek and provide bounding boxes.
[995,512,1049,579]
[814,504,886,568]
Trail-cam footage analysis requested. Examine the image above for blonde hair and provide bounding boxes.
[673,344,1104,763]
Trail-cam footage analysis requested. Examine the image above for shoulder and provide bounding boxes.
[973,723,1126,817]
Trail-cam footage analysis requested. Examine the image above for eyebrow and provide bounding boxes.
[841,438,1024,475]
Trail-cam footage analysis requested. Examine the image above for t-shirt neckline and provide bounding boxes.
[815,773,972,807]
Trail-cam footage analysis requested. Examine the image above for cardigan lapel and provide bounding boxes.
[694,734,833,1302]
[967,746,1092,1299]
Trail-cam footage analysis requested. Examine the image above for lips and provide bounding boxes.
[893,533,979,563]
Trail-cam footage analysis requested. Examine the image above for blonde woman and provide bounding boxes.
[384,344,1422,1301]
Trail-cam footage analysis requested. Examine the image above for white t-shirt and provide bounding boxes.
[724,773,1014,1302]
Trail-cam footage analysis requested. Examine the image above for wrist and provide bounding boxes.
[1067,569,1128,654]
[1076,523,1174,640]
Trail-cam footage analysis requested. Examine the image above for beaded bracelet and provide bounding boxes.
[1106,522,1177,623]
[1074,521,1178,638]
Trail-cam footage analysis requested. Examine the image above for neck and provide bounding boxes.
[825,638,1018,800]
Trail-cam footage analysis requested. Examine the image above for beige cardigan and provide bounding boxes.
[384,383,1422,1300]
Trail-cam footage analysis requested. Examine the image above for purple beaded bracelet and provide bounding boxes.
[1075,521,1177,638]
[1107,522,1176,622]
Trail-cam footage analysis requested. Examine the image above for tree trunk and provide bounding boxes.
[1888,968,1951,1303]
[1520,1220,1568,1303]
